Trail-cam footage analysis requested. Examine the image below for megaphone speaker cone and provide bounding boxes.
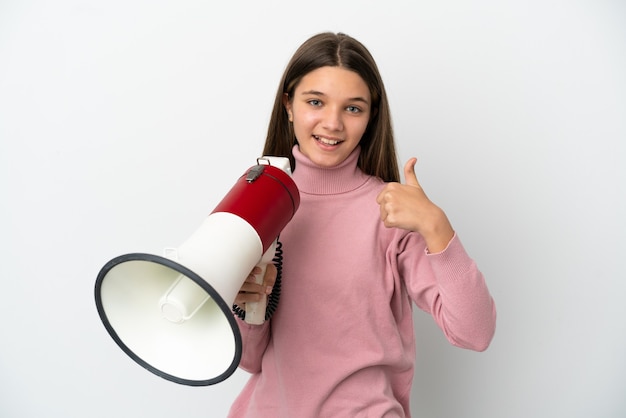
[95,253,242,386]
[94,157,300,386]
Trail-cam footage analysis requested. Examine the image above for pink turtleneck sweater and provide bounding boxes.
[228,146,496,418]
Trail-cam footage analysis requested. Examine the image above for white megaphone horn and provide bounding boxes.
[94,156,299,386]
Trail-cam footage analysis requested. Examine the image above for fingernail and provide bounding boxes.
[265,286,273,294]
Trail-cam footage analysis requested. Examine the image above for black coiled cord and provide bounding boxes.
[232,240,283,322]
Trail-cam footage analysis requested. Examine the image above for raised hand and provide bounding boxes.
[376,158,455,253]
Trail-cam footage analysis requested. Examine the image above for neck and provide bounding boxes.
[291,145,370,195]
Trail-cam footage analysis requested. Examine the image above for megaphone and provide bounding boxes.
[94,156,300,386]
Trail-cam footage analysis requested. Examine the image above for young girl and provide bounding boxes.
[229,32,496,418]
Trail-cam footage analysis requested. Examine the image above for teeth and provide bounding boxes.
[316,136,340,145]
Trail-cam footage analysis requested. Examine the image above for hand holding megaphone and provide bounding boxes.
[235,242,278,324]
[94,156,299,386]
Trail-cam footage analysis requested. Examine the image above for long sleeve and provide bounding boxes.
[400,233,496,351]
[235,318,271,373]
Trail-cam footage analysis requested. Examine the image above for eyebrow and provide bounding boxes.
[300,90,370,105]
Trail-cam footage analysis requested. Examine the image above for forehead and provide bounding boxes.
[295,66,370,101]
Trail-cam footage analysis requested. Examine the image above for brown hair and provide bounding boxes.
[262,32,400,182]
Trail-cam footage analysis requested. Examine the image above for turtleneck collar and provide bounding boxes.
[291,145,371,195]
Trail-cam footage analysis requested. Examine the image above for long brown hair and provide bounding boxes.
[262,32,400,182]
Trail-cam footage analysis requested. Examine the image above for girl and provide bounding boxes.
[229,32,496,418]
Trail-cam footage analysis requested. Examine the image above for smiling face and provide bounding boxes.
[284,66,372,168]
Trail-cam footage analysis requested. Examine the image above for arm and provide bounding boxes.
[407,234,496,351]
[233,264,276,373]
[235,318,271,373]
[378,158,496,350]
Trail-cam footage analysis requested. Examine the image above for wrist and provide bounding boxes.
[421,211,455,254]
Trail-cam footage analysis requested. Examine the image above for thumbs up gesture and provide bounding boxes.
[376,158,455,253]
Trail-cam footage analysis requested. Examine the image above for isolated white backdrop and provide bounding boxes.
[1,0,625,417]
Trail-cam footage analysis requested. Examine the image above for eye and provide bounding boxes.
[308,99,322,107]
[346,105,362,114]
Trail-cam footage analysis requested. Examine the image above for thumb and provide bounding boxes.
[403,157,420,187]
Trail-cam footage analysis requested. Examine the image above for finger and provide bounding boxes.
[239,281,264,293]
[235,292,264,306]
[376,183,394,204]
[262,263,277,288]
[244,273,259,284]
[375,186,386,204]
[403,157,421,188]
[377,195,389,222]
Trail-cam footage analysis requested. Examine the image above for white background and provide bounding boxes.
[1,0,625,417]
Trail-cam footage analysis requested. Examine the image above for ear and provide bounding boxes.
[283,93,293,121]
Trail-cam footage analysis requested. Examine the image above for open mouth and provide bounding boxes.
[314,135,342,146]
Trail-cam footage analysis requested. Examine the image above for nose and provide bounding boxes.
[321,106,344,132]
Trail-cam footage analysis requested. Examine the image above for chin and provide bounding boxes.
[311,155,347,168]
